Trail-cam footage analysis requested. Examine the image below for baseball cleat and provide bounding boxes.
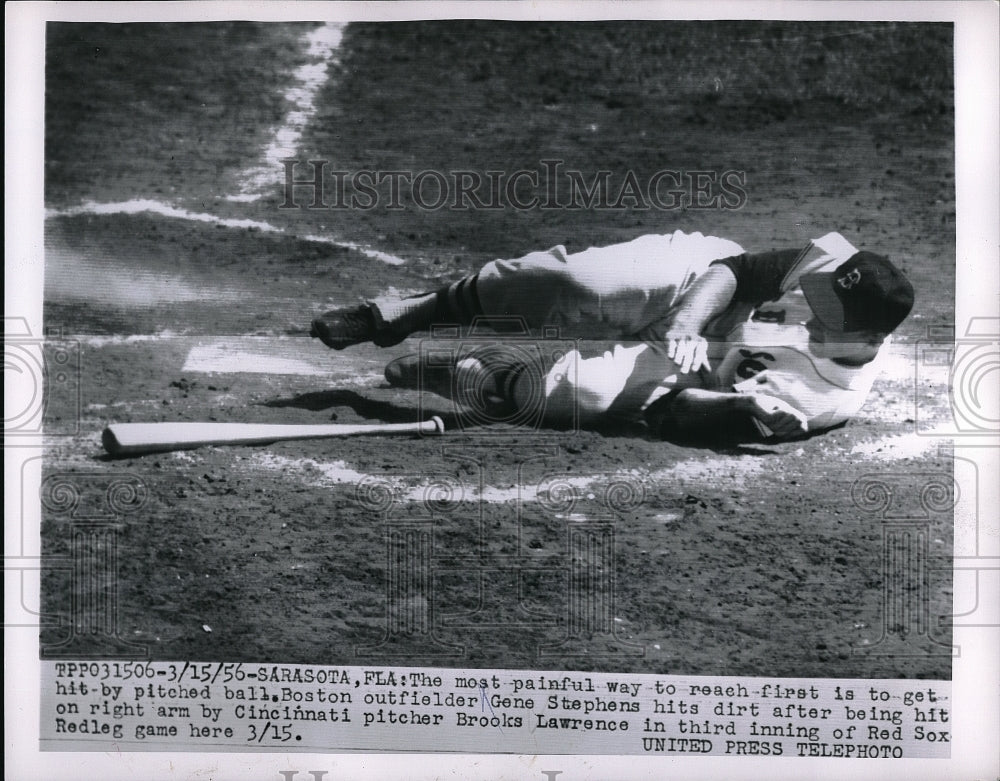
[384,354,454,397]
[310,305,406,349]
[385,352,505,405]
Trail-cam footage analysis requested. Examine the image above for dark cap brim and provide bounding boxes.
[799,271,847,332]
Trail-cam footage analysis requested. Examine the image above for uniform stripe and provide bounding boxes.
[446,282,463,323]
[454,278,476,322]
[467,274,483,317]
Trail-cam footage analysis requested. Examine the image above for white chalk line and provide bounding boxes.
[244,451,766,505]
[240,430,949,505]
[68,334,385,385]
[72,332,312,346]
[45,199,407,266]
[849,432,945,460]
[227,23,345,203]
[73,330,188,346]
[45,24,408,267]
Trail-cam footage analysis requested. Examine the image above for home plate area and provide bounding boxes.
[181,336,387,383]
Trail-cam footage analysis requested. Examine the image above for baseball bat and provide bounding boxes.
[102,417,445,456]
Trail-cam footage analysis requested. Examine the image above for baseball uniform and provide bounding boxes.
[498,232,891,433]
[364,230,899,436]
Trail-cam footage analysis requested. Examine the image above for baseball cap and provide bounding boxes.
[799,251,914,334]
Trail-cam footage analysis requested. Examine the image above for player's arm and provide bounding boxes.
[645,249,801,373]
[654,265,737,373]
[639,264,736,374]
[644,388,809,442]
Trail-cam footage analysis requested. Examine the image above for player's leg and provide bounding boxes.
[311,231,744,349]
[385,339,703,426]
[384,348,512,408]
[364,245,643,342]
[475,233,744,338]
[519,341,705,425]
[310,245,592,349]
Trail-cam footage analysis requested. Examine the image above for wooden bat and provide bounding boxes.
[101,417,445,456]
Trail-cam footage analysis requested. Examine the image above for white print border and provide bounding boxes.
[39,662,951,757]
[6,3,998,781]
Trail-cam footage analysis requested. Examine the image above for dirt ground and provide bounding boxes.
[40,21,956,679]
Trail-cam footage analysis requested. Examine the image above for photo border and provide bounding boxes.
[6,1,997,779]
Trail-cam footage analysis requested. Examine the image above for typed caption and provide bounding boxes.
[41,662,950,756]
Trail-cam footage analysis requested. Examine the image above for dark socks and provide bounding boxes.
[373,273,483,334]
[433,275,483,325]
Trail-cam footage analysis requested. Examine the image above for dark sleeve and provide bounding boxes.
[710,248,802,305]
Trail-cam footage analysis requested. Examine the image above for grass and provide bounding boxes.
[45,22,320,204]
[344,21,953,117]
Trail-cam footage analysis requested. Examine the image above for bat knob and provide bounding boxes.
[430,416,445,435]
[101,426,123,456]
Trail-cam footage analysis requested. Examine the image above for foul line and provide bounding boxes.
[45,24,410,266]
[45,199,406,266]
[227,23,346,203]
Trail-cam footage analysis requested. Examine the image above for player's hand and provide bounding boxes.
[642,323,710,374]
[666,333,709,374]
[743,394,809,439]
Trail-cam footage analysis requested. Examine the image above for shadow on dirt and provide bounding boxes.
[262,388,461,428]
[265,389,789,457]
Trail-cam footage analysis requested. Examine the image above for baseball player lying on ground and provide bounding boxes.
[310,230,914,442]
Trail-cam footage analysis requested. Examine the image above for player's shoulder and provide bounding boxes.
[663,229,745,258]
[599,230,745,266]
[778,232,861,291]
